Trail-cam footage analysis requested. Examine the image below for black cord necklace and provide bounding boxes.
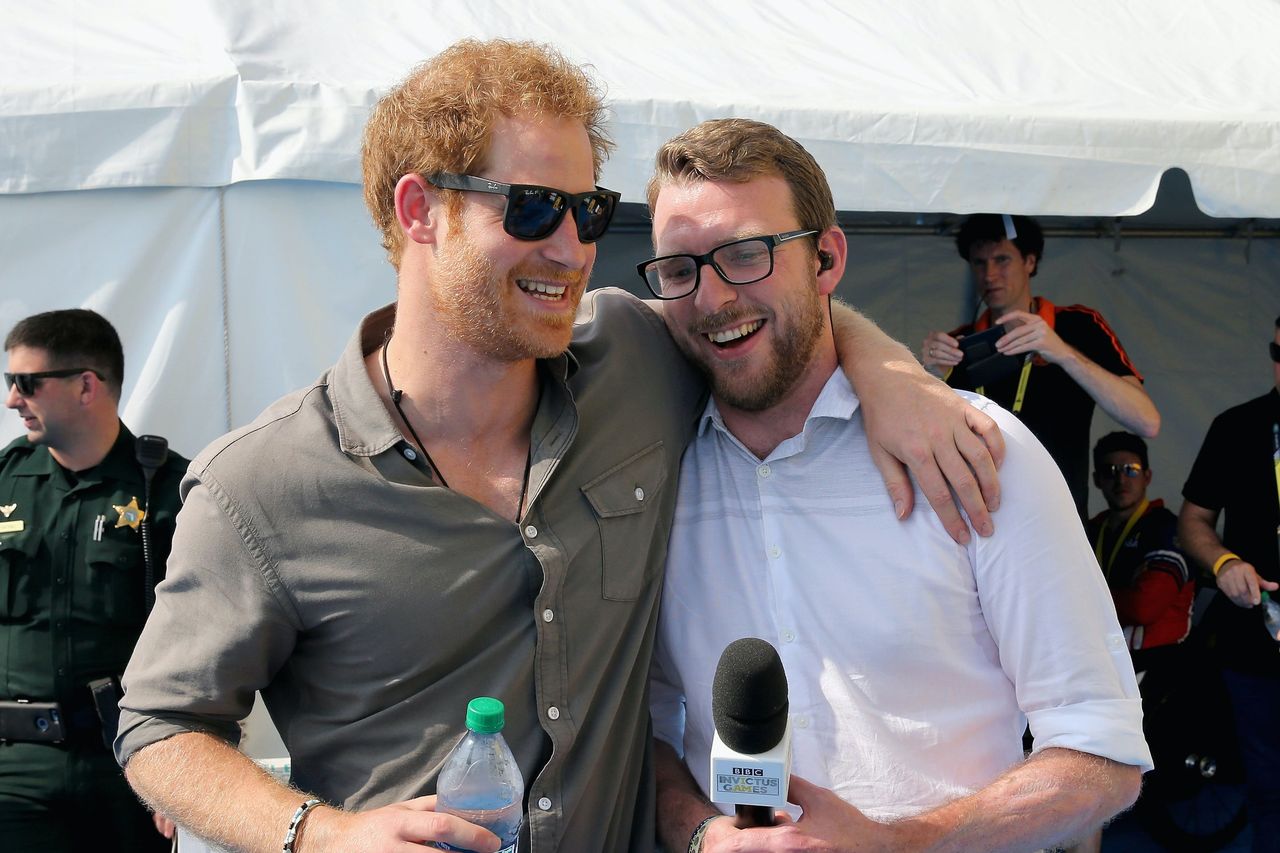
[380,331,531,522]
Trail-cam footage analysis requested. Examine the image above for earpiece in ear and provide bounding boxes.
[818,251,834,271]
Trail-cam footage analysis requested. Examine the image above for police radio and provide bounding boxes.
[135,434,169,614]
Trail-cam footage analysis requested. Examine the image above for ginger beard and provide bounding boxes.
[429,204,587,362]
[679,268,827,412]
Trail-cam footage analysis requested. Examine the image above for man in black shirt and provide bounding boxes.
[1180,315,1280,850]
[923,214,1160,516]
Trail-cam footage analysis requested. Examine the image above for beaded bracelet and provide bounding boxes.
[282,798,322,853]
[1212,552,1241,577]
[687,814,719,853]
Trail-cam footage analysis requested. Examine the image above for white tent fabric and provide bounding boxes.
[6,1,1280,216]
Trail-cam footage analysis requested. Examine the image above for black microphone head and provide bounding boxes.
[711,637,789,754]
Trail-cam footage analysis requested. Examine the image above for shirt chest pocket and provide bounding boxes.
[581,442,669,601]
[83,535,147,626]
[0,531,40,619]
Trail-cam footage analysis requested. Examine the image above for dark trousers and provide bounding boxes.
[0,739,168,852]
[1222,668,1280,853]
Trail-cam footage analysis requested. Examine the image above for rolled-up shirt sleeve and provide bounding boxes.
[115,469,298,767]
[971,400,1152,772]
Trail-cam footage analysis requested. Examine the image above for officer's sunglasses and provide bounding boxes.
[428,172,621,244]
[1097,462,1144,481]
[4,368,103,396]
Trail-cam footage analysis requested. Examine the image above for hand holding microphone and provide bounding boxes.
[709,637,792,828]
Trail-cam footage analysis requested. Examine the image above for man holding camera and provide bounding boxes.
[923,214,1160,517]
[0,309,186,851]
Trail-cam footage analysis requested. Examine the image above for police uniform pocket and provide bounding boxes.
[85,535,146,626]
[581,442,668,602]
[0,530,39,619]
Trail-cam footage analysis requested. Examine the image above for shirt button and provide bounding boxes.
[542,609,554,623]
[547,706,560,721]
[538,797,552,811]
[758,464,772,479]
[634,487,645,502]
[55,577,65,585]
[768,546,781,559]
[403,447,417,461]
[795,716,810,729]
[781,630,796,643]
[524,525,538,539]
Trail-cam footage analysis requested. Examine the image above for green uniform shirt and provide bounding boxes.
[0,423,188,714]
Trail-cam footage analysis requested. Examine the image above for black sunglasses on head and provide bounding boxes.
[5,367,104,397]
[428,172,620,244]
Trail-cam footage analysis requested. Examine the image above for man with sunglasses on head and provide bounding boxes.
[1179,315,1280,850]
[0,309,187,852]
[922,214,1161,519]
[1087,432,1193,671]
[644,120,1149,853]
[115,40,1005,853]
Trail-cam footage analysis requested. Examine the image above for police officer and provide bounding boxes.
[0,309,187,851]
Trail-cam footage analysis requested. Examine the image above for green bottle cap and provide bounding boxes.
[465,697,505,734]
[1264,591,1272,604]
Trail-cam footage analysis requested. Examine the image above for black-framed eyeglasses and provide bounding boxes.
[1270,341,1280,363]
[4,368,104,397]
[1097,462,1144,481]
[636,230,819,300]
[428,172,620,244]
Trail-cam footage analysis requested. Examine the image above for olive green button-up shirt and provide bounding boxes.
[118,289,704,852]
[0,424,188,713]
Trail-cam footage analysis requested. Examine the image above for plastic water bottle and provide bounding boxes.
[436,697,524,853]
[1262,592,1280,642]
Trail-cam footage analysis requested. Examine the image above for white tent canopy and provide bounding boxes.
[6,0,1280,216]
[1,1,1278,523]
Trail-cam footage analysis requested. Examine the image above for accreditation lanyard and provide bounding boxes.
[977,354,1034,414]
[1094,498,1150,581]
[1273,423,1280,535]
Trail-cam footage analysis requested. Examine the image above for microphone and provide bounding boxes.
[709,637,792,828]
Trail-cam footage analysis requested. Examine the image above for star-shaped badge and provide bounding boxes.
[113,496,146,531]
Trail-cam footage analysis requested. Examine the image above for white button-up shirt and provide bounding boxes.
[651,371,1151,821]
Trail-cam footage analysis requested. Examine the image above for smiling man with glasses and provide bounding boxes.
[1,309,187,852]
[1086,431,1193,664]
[645,119,1149,853]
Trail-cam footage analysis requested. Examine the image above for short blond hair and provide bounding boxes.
[362,39,613,268]
[646,118,836,234]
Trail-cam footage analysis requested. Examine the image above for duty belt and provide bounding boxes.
[0,700,100,744]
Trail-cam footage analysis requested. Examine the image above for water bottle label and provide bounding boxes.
[498,845,516,853]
